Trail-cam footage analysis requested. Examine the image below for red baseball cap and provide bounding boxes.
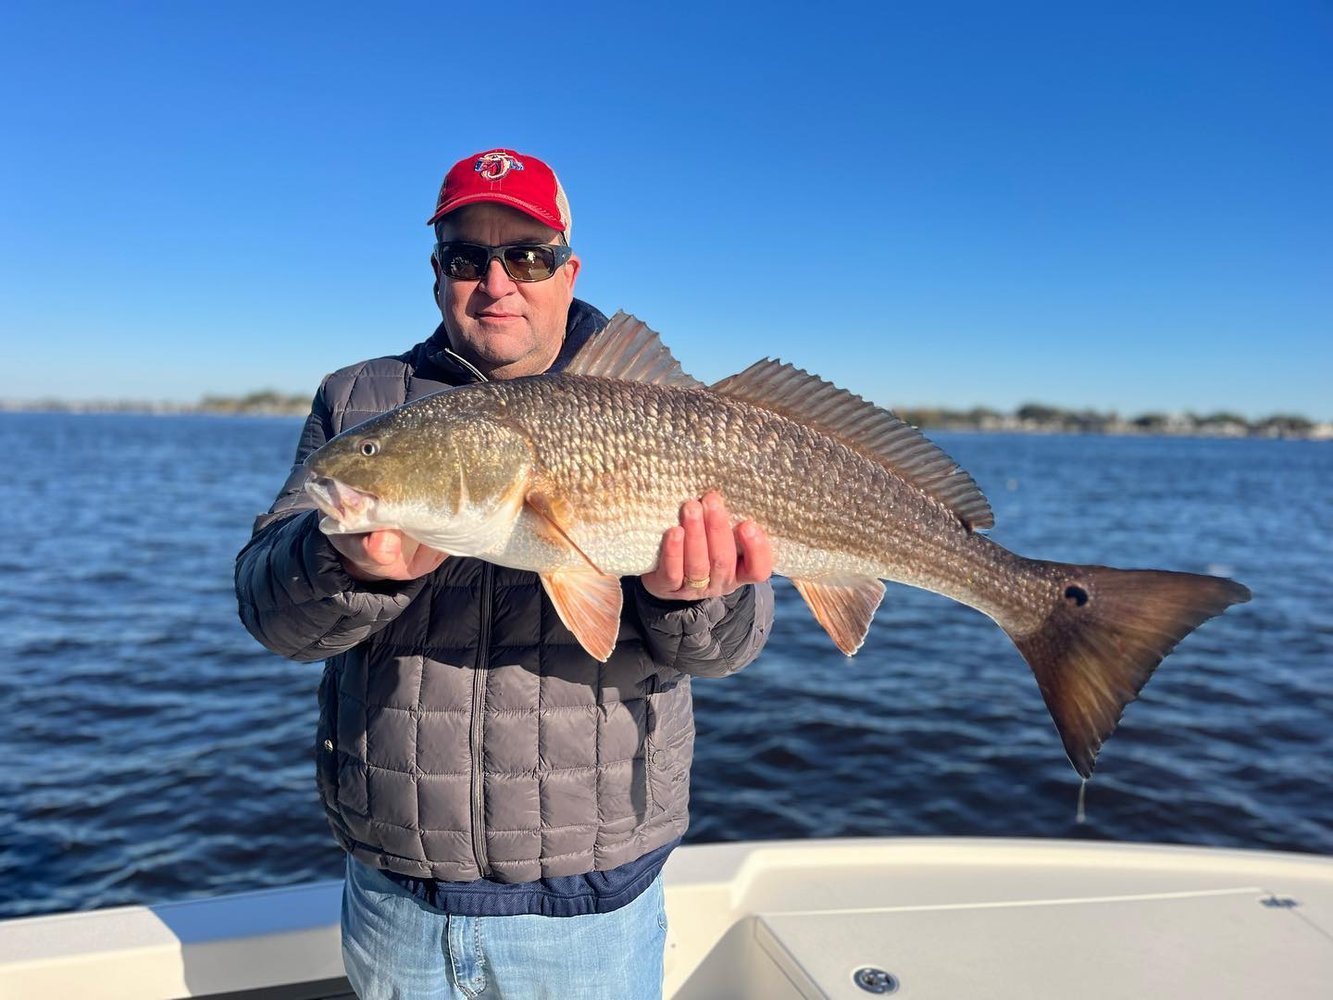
[427,148,572,237]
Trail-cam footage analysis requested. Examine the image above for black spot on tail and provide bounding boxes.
[1010,565,1251,777]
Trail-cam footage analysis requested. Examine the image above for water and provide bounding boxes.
[0,413,1329,919]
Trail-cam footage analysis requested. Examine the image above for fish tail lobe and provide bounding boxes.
[1006,563,1251,778]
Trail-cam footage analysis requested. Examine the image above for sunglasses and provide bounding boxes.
[434,241,573,283]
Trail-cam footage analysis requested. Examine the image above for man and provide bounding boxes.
[235,148,775,999]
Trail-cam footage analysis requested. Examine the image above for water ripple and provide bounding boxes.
[0,415,1329,919]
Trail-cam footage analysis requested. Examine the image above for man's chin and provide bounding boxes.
[450,319,563,377]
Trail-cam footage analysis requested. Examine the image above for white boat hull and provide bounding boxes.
[2,838,1332,999]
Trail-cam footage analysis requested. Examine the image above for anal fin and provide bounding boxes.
[539,570,624,662]
[790,576,886,656]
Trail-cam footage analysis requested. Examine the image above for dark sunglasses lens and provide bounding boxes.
[442,245,488,280]
[501,245,558,281]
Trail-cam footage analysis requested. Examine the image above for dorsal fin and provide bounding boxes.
[711,360,994,530]
[564,311,706,388]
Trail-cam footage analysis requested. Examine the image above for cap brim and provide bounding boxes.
[426,193,566,231]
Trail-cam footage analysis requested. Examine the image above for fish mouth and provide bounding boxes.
[304,475,379,530]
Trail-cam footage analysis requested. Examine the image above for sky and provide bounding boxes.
[1,1,1330,420]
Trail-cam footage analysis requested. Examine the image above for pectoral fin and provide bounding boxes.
[525,489,606,574]
[790,576,886,656]
[539,570,624,662]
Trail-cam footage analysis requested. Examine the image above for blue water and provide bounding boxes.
[0,413,1329,919]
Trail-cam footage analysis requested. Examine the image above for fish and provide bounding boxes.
[303,312,1251,776]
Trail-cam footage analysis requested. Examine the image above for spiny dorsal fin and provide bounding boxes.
[711,360,994,530]
[564,311,706,388]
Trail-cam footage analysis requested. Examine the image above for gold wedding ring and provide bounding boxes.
[685,575,711,590]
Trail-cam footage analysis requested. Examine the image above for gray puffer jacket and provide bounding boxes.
[235,300,774,882]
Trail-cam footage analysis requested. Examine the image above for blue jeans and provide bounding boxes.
[341,856,667,999]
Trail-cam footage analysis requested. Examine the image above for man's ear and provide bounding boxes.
[562,254,581,292]
[430,252,442,301]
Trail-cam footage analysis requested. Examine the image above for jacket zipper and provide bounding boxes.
[468,563,494,877]
[643,673,659,813]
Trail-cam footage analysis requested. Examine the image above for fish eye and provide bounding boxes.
[359,439,379,457]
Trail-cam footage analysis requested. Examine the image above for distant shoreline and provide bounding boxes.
[0,392,312,419]
[2,396,1329,441]
[893,405,1332,441]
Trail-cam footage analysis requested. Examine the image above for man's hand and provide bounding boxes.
[640,492,773,601]
[328,529,448,582]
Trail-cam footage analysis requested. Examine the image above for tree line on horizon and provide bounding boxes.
[192,395,1325,435]
[197,390,310,414]
[2,393,1324,438]
[893,403,1320,438]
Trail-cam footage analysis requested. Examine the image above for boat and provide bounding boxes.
[3,837,1332,998]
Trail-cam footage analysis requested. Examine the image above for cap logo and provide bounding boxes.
[474,152,525,181]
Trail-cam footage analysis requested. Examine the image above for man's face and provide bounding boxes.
[433,203,580,380]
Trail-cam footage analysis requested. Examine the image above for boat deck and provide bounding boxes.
[3,838,1332,998]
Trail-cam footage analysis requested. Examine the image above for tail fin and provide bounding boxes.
[1006,564,1251,777]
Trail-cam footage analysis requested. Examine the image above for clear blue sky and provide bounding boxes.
[2,2,1329,419]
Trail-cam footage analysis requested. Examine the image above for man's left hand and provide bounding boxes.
[640,491,773,601]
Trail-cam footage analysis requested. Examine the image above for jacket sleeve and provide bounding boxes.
[234,387,428,662]
[630,579,775,678]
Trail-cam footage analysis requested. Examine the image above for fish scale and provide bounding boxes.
[512,374,958,585]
